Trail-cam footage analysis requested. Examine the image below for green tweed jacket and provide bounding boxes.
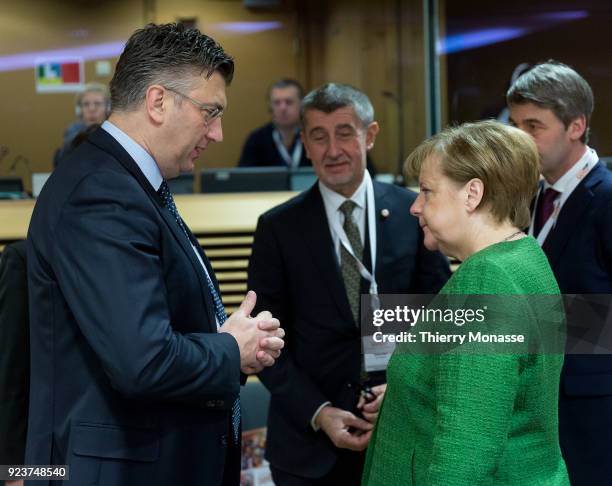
[362,237,570,485]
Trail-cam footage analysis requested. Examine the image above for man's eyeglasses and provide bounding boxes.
[80,101,105,108]
[164,86,224,125]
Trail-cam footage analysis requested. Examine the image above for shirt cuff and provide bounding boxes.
[310,401,332,431]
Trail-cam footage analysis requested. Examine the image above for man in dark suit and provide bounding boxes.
[238,79,310,169]
[248,83,451,485]
[26,23,284,486]
[0,241,28,486]
[508,61,612,486]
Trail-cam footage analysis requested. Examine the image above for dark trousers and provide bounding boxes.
[270,450,365,486]
[221,420,241,486]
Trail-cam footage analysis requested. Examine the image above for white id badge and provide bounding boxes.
[362,336,395,372]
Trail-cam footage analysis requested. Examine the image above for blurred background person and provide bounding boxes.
[507,60,612,486]
[53,82,110,166]
[238,78,310,168]
[363,120,569,485]
[0,241,29,486]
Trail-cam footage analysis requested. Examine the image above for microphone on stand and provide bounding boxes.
[0,146,8,166]
[7,155,32,198]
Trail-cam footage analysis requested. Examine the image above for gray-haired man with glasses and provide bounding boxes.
[26,23,284,486]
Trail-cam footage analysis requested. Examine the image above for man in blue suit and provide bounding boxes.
[508,61,612,485]
[26,23,284,486]
[247,84,450,485]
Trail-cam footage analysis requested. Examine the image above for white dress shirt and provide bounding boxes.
[540,146,596,200]
[310,175,368,430]
[319,175,367,262]
[530,146,598,243]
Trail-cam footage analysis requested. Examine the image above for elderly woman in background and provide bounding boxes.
[362,120,569,485]
[54,82,110,166]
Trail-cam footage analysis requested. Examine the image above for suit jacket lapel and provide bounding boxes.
[183,226,219,326]
[88,128,218,329]
[298,185,354,325]
[185,228,222,324]
[545,163,605,268]
[373,181,390,281]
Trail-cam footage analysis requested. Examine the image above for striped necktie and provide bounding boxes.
[339,200,363,325]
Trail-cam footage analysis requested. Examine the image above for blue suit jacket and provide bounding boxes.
[542,162,612,485]
[247,182,450,478]
[26,128,241,486]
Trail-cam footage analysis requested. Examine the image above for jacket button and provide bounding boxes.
[219,434,227,447]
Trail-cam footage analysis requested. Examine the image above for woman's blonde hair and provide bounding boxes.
[405,120,540,229]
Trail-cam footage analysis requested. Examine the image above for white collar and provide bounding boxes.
[543,146,595,194]
[101,120,164,191]
[318,173,367,213]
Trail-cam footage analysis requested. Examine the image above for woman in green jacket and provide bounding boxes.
[362,120,569,485]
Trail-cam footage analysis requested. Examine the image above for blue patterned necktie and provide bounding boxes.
[157,180,241,443]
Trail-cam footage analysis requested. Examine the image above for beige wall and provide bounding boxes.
[0,0,143,190]
[298,0,427,174]
[0,0,306,190]
[154,0,304,174]
[0,0,428,191]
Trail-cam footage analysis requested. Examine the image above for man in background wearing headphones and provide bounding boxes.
[53,82,110,167]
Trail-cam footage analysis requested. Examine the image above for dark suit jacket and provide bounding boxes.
[238,122,311,168]
[542,162,612,485]
[247,182,450,478]
[0,240,29,465]
[26,128,242,486]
